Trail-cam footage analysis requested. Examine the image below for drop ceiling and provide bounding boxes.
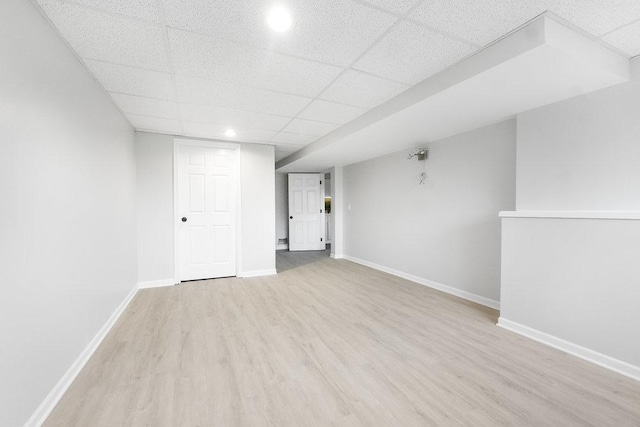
[34,0,640,163]
[277,16,631,172]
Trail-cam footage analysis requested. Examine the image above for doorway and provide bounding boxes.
[288,173,325,251]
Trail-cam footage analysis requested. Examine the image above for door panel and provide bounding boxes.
[189,174,205,212]
[189,226,206,265]
[178,145,237,280]
[288,173,325,251]
[307,221,317,243]
[213,176,229,211]
[212,226,230,263]
[307,189,318,212]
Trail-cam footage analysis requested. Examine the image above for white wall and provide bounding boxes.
[500,216,640,371]
[135,132,174,284]
[0,0,137,425]
[135,134,276,280]
[500,57,640,378]
[240,144,276,275]
[275,172,288,248]
[343,120,516,304]
[329,166,344,258]
[516,58,640,210]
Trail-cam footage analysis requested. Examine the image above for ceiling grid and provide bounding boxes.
[33,0,640,162]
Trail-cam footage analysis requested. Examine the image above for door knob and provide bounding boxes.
[289,216,293,219]
[182,217,187,222]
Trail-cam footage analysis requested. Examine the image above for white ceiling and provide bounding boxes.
[35,0,640,162]
[276,16,630,172]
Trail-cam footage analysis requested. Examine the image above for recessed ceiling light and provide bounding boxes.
[267,6,292,32]
[224,129,237,138]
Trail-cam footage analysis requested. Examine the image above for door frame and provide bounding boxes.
[173,138,242,283]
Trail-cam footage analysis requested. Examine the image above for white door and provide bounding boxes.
[288,173,325,251]
[178,144,238,281]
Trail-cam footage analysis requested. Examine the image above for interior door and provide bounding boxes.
[288,173,325,251]
[178,144,237,281]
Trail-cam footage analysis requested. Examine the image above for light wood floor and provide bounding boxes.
[45,256,640,426]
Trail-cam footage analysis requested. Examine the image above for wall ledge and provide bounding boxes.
[498,317,640,382]
[500,210,640,220]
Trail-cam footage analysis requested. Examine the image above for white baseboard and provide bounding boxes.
[238,268,278,278]
[137,278,175,289]
[276,243,289,250]
[329,253,343,259]
[343,255,500,310]
[498,317,640,382]
[25,285,138,427]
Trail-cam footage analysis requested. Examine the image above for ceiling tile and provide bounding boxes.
[163,0,398,66]
[354,20,476,85]
[110,93,178,119]
[543,0,640,36]
[38,0,168,71]
[357,0,421,15]
[54,0,160,22]
[410,0,543,46]
[602,20,640,57]
[169,29,343,97]
[320,69,410,108]
[127,114,182,133]
[182,121,277,142]
[175,75,311,117]
[271,133,317,145]
[162,0,259,41]
[298,100,367,124]
[180,103,291,131]
[282,118,340,136]
[84,60,175,100]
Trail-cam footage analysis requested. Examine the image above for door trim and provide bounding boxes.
[173,138,242,283]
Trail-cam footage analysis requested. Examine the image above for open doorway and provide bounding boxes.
[288,173,325,251]
[275,171,333,272]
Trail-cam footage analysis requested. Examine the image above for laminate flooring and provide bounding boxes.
[45,256,640,426]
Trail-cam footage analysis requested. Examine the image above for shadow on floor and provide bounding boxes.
[276,244,331,273]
